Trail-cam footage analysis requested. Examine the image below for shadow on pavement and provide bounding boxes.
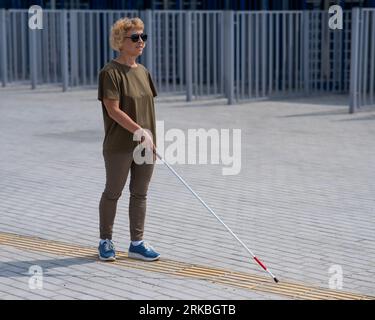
[0,254,98,278]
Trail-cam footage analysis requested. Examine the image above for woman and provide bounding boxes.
[97,17,159,262]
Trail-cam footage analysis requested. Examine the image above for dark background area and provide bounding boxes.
[1,0,375,10]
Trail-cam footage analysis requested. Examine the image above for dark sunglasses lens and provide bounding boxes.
[130,34,148,42]
[130,34,139,42]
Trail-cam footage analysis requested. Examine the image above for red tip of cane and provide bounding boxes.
[253,256,267,271]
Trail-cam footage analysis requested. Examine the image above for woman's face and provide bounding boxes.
[120,28,146,57]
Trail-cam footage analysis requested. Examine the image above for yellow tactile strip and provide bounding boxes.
[0,232,373,300]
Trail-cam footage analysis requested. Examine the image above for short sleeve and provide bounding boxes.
[148,72,158,98]
[97,70,120,101]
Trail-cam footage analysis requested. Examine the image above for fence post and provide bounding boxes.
[350,8,360,113]
[61,10,69,92]
[70,10,78,86]
[0,9,8,87]
[29,21,37,89]
[185,11,193,102]
[303,10,310,95]
[224,10,234,105]
[144,10,153,75]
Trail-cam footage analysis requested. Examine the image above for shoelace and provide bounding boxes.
[142,242,154,251]
[104,240,115,252]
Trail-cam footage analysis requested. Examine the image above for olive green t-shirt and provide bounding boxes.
[97,60,157,153]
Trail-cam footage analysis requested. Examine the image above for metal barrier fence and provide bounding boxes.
[233,11,305,102]
[308,10,352,94]
[350,8,375,112]
[0,9,374,112]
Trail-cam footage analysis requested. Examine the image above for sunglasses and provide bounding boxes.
[125,33,148,43]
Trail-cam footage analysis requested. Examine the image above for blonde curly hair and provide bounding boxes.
[110,17,144,52]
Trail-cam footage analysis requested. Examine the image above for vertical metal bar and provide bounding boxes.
[185,11,193,101]
[316,13,319,91]
[282,12,286,93]
[36,13,43,83]
[236,13,240,100]
[288,13,293,94]
[16,12,21,81]
[317,12,321,92]
[193,12,198,97]
[347,11,352,92]
[21,12,27,81]
[220,12,224,95]
[268,13,273,95]
[96,12,100,75]
[338,12,344,93]
[313,12,317,92]
[193,12,197,97]
[108,12,114,61]
[106,12,111,62]
[294,13,299,93]
[11,12,18,80]
[172,13,176,92]
[61,10,69,91]
[321,11,326,92]
[362,11,369,106]
[17,12,22,81]
[8,11,13,83]
[254,13,259,97]
[241,13,245,99]
[275,13,279,93]
[178,11,183,92]
[303,11,310,95]
[212,13,218,95]
[206,13,210,96]
[1,9,8,87]
[262,12,266,97]
[248,13,252,98]
[350,8,360,113]
[89,12,94,85]
[311,13,315,92]
[51,11,57,83]
[370,10,375,105]
[224,10,234,104]
[40,13,46,83]
[151,11,156,88]
[43,12,48,83]
[70,10,78,86]
[199,12,203,96]
[332,16,337,92]
[102,12,107,66]
[29,24,37,89]
[339,12,345,92]
[12,11,18,81]
[165,13,169,92]
[145,10,153,75]
[357,9,364,107]
[301,12,305,92]
[47,11,52,83]
[213,12,217,95]
[157,12,162,91]
[81,12,87,85]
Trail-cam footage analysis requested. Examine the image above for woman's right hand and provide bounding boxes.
[135,128,155,152]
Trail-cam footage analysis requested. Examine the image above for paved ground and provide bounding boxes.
[0,85,374,300]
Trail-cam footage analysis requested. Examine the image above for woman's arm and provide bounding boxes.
[103,98,141,133]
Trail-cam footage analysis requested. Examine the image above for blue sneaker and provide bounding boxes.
[128,241,160,261]
[98,239,116,261]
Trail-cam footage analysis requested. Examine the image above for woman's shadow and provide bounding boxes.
[0,254,100,278]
